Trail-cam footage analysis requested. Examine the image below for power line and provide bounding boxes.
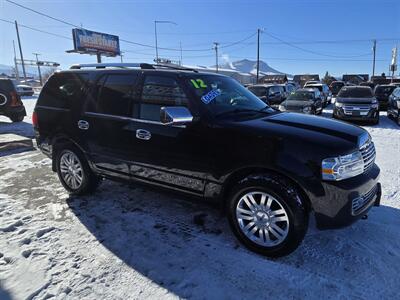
[0,18,72,40]
[263,31,373,58]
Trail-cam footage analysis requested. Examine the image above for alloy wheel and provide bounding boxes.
[59,150,84,189]
[236,191,289,247]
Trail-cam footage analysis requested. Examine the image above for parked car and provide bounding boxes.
[15,84,34,96]
[373,85,396,110]
[34,63,381,257]
[387,87,400,126]
[247,84,285,107]
[333,86,379,124]
[304,83,331,107]
[329,81,345,96]
[278,88,323,114]
[0,78,26,122]
[279,83,296,99]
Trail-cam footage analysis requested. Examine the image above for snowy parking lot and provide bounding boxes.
[0,97,399,299]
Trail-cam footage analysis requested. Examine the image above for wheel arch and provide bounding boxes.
[220,166,313,213]
[51,135,88,172]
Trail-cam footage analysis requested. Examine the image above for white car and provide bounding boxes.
[16,84,34,96]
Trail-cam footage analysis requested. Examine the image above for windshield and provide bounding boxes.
[247,86,267,97]
[338,87,373,98]
[287,91,314,101]
[185,75,272,116]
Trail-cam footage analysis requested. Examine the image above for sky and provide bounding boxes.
[0,0,399,77]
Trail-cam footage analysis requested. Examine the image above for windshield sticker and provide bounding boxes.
[201,89,221,104]
[190,79,207,89]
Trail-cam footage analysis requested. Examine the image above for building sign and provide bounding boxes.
[72,28,120,56]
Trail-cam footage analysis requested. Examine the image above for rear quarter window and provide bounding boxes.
[38,72,89,109]
[0,79,16,92]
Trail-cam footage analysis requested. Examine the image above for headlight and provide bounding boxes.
[335,101,343,107]
[322,151,364,181]
[303,106,312,113]
[279,105,286,111]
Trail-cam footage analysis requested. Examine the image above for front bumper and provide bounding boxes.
[333,106,378,121]
[311,164,381,229]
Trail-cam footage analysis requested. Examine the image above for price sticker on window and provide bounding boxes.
[201,89,221,104]
[190,79,207,89]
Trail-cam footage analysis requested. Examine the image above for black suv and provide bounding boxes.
[0,78,26,122]
[34,63,381,257]
[247,84,285,108]
[333,86,379,124]
[374,84,397,110]
[387,87,400,126]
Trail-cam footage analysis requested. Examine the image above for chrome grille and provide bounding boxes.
[360,141,376,172]
[343,105,371,116]
[352,184,378,216]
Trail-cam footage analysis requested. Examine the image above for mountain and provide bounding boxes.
[0,64,37,78]
[217,59,289,76]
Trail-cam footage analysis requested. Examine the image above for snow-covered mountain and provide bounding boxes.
[217,59,289,75]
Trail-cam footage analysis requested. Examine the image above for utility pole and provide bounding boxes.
[120,51,124,63]
[180,41,183,66]
[372,39,376,77]
[256,28,261,83]
[96,53,102,63]
[33,53,43,85]
[15,21,27,79]
[12,40,20,80]
[214,42,219,73]
[154,21,159,63]
[154,21,178,64]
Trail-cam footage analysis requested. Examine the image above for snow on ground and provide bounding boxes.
[0,96,37,138]
[0,97,399,299]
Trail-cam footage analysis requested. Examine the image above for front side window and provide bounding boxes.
[96,74,137,116]
[139,75,189,121]
[248,86,267,97]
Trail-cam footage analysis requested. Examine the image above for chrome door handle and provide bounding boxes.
[136,129,151,140]
[78,120,89,130]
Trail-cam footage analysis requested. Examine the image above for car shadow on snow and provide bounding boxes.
[66,180,400,299]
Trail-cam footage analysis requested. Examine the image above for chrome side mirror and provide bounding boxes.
[160,106,193,126]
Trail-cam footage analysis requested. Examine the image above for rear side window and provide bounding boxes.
[95,74,137,116]
[138,75,188,121]
[0,79,16,92]
[39,73,88,108]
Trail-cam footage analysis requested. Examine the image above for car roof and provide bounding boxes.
[248,84,276,87]
[305,83,325,86]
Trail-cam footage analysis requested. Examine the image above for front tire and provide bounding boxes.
[227,174,308,257]
[56,146,100,195]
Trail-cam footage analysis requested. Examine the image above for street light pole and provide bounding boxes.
[33,53,43,85]
[214,42,219,73]
[372,39,376,77]
[256,28,261,83]
[154,20,177,64]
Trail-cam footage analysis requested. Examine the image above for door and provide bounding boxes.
[125,74,209,195]
[80,72,139,178]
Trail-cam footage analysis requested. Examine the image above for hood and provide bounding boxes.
[336,97,375,104]
[282,100,313,108]
[221,112,367,156]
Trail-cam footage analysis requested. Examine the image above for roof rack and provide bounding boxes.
[69,62,198,72]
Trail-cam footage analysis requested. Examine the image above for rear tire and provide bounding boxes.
[10,115,24,122]
[227,173,309,257]
[56,146,100,195]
